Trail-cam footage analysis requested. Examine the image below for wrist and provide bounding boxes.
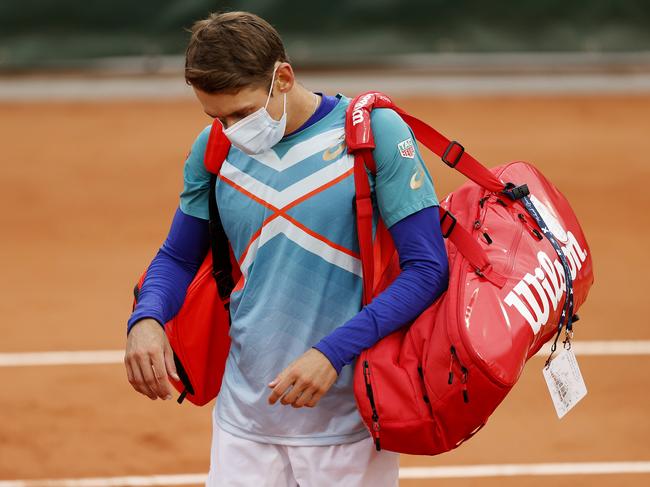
[311,344,343,376]
[127,315,164,336]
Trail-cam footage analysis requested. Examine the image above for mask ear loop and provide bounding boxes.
[264,64,279,111]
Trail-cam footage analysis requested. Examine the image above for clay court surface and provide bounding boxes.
[1,87,649,485]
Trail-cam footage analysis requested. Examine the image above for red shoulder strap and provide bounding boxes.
[204,120,231,175]
[345,91,504,191]
[345,91,507,305]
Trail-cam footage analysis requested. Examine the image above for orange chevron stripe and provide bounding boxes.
[218,166,358,271]
[281,212,361,259]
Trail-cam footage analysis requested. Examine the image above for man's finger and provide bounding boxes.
[292,388,315,408]
[125,358,135,384]
[151,352,174,399]
[281,379,309,405]
[136,354,162,399]
[130,358,157,399]
[125,358,152,398]
[163,342,181,382]
[268,374,295,405]
[304,390,323,408]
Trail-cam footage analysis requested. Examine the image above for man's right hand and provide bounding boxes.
[124,318,180,400]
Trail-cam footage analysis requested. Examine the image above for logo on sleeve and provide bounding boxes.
[410,166,424,190]
[397,138,415,159]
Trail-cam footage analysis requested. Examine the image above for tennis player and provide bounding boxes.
[124,11,449,486]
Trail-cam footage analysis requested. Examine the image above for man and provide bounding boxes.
[124,10,449,486]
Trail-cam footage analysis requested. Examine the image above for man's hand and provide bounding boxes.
[267,348,338,408]
[124,318,180,401]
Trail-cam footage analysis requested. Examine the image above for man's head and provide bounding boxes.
[185,11,293,130]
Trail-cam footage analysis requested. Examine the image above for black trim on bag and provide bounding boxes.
[173,352,195,404]
[363,359,382,451]
[208,172,235,330]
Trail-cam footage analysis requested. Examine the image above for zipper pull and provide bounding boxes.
[364,360,382,451]
[371,411,381,450]
[461,366,469,403]
[417,365,431,403]
[518,213,543,240]
[448,346,455,384]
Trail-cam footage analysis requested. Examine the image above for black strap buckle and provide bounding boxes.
[442,141,465,168]
[440,210,457,238]
[502,182,530,200]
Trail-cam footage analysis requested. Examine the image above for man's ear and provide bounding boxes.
[275,62,294,94]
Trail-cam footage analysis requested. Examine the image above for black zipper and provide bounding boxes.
[362,359,381,451]
[448,345,470,404]
[518,213,544,240]
[417,365,431,404]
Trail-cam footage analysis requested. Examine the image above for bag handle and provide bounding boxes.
[346,92,508,305]
[345,92,507,193]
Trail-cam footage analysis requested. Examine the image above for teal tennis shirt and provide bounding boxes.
[179,93,439,445]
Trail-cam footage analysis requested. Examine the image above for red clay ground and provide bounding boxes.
[1,94,649,484]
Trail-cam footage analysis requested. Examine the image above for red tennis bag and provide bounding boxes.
[131,121,241,405]
[132,249,238,405]
[346,92,594,455]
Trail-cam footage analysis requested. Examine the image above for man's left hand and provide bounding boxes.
[267,348,338,408]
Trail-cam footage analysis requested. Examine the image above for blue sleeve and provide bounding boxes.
[311,204,449,374]
[126,206,210,336]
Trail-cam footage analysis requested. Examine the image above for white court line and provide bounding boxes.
[0,350,125,367]
[1,462,650,486]
[399,462,650,478]
[1,341,649,367]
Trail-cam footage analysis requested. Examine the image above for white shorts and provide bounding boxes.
[206,414,400,486]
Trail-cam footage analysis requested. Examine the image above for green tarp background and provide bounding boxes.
[1,0,649,69]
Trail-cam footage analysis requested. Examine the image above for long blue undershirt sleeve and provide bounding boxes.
[126,206,210,336]
[312,204,449,375]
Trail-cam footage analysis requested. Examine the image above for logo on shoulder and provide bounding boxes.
[398,138,415,159]
[323,141,345,161]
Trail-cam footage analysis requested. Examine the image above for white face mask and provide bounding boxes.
[223,65,287,155]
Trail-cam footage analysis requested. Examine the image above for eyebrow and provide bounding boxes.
[204,106,255,120]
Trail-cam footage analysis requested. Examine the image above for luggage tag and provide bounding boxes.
[542,343,587,419]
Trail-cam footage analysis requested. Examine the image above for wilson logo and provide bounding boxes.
[352,94,373,126]
[504,219,587,334]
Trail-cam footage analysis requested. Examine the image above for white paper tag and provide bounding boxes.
[542,347,587,419]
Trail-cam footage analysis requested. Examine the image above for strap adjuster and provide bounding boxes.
[442,141,465,168]
[440,210,457,238]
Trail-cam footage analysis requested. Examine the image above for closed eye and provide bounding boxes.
[204,107,256,127]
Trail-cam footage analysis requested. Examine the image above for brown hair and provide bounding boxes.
[184,11,290,94]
